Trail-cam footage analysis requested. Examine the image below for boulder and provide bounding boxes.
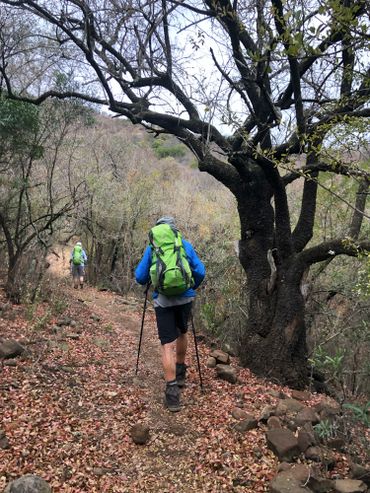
[4,359,17,367]
[221,343,235,356]
[307,476,335,493]
[234,416,258,432]
[270,464,313,493]
[326,437,345,451]
[57,316,72,326]
[93,467,110,476]
[267,416,283,429]
[275,401,289,416]
[271,464,336,493]
[65,333,80,340]
[266,429,300,462]
[206,357,217,368]
[232,407,250,420]
[0,436,8,449]
[281,399,306,414]
[277,462,292,473]
[267,389,286,399]
[314,399,341,420]
[0,432,10,449]
[286,419,299,432]
[4,475,51,493]
[291,390,311,401]
[0,303,9,312]
[350,463,370,487]
[333,479,367,493]
[304,446,322,462]
[215,364,237,384]
[259,405,276,422]
[295,407,321,427]
[0,339,25,359]
[130,424,150,445]
[209,349,230,364]
[297,424,317,452]
[51,325,63,334]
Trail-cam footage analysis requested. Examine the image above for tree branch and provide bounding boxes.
[271,0,305,136]
[177,130,240,192]
[277,0,367,110]
[292,170,319,252]
[283,161,370,186]
[0,211,15,262]
[299,238,370,266]
[253,154,293,258]
[348,179,369,239]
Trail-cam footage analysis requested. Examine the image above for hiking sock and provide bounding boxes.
[176,363,187,388]
[165,380,181,412]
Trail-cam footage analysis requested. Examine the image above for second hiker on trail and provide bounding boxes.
[135,216,205,412]
[70,241,88,289]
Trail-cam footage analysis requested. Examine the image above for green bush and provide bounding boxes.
[343,402,370,428]
[152,140,187,159]
[314,419,337,440]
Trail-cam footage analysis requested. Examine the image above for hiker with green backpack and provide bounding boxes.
[70,241,88,289]
[135,216,205,412]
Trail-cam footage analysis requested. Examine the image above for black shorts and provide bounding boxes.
[155,302,193,345]
[72,265,85,277]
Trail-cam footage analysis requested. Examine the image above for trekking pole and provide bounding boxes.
[190,311,204,391]
[135,283,150,375]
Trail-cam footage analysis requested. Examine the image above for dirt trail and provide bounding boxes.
[47,247,192,436]
[0,247,282,492]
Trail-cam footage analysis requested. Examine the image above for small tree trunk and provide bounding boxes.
[5,255,21,303]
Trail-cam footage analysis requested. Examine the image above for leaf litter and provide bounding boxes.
[0,278,368,492]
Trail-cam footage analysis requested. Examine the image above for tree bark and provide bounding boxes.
[239,260,308,388]
[5,254,21,303]
[235,179,309,388]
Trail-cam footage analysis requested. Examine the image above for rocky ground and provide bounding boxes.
[0,252,369,492]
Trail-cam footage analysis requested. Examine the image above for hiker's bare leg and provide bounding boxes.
[176,332,188,365]
[73,272,79,289]
[79,275,84,288]
[161,341,176,381]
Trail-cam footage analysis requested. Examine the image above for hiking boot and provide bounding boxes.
[80,284,83,289]
[176,363,187,388]
[165,383,181,412]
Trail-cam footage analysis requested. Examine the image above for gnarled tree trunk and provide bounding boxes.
[235,177,309,388]
[239,251,308,387]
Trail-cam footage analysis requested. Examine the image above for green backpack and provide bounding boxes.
[72,245,83,265]
[149,224,194,296]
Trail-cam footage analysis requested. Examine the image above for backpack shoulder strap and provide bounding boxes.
[148,229,164,255]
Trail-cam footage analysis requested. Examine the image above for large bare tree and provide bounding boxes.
[0,0,369,386]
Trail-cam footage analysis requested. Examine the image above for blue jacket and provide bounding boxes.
[135,239,205,298]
